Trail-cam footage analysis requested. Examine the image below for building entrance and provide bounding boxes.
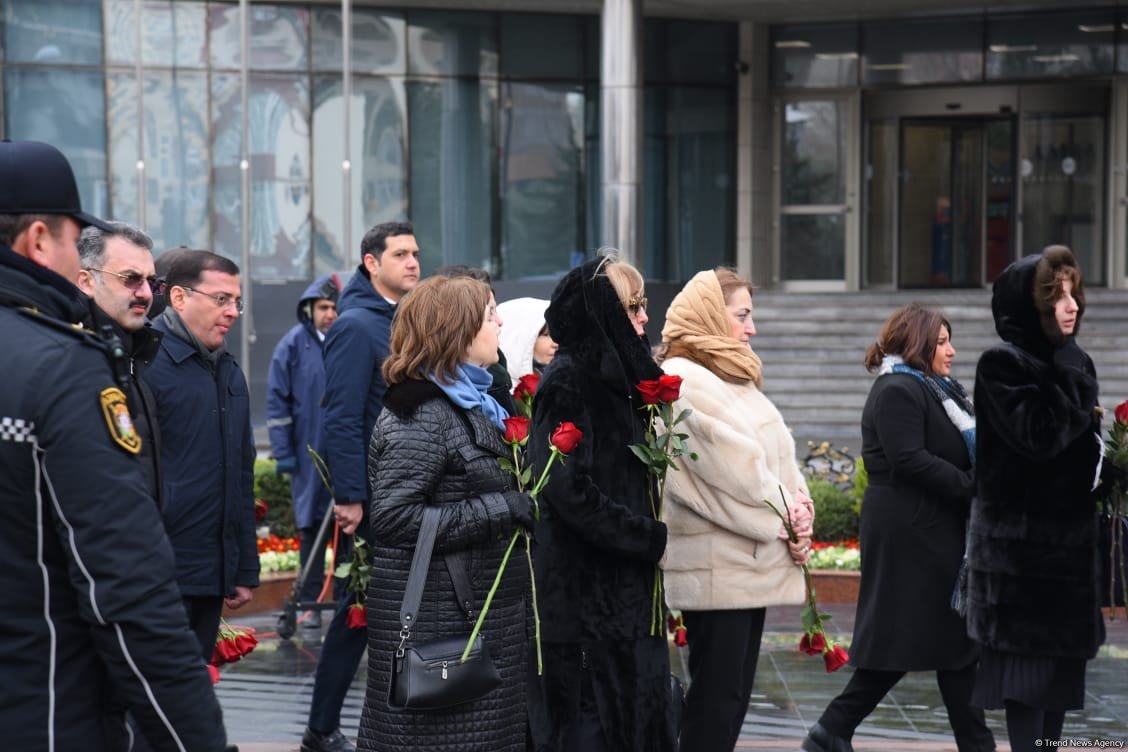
[863,84,1108,289]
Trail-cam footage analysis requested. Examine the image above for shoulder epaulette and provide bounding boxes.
[14,306,100,343]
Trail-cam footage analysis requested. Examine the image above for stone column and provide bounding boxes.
[600,0,643,267]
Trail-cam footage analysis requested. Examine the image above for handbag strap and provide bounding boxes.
[399,506,442,636]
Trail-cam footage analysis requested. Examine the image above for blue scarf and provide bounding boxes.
[428,363,509,430]
[879,355,976,466]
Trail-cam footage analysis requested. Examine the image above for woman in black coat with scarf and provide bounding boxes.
[357,276,535,752]
[803,303,994,752]
[968,246,1105,752]
[526,256,673,752]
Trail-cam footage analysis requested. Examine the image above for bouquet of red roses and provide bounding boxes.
[764,486,849,672]
[210,619,259,681]
[1101,399,1128,618]
[462,374,583,673]
[630,374,696,635]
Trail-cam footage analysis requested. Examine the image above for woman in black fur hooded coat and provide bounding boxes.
[968,245,1106,752]
[526,256,673,752]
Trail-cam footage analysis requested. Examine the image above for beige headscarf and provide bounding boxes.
[661,270,763,387]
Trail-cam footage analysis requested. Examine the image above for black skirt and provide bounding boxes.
[971,647,1087,711]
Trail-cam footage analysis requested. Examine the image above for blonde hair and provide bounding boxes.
[596,252,645,311]
[382,276,491,385]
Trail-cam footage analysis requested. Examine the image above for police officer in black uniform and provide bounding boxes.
[0,139,227,751]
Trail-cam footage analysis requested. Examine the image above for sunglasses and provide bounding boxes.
[627,294,648,313]
[85,267,167,295]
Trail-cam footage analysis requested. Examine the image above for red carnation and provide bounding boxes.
[799,632,826,655]
[346,603,367,630]
[823,644,849,673]
[513,373,540,402]
[657,374,683,402]
[636,379,663,405]
[1116,400,1128,425]
[503,416,531,446]
[550,422,583,454]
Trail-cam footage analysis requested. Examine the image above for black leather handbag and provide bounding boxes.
[388,506,501,711]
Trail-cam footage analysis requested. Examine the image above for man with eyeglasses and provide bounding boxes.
[77,222,165,507]
[144,249,260,670]
[0,140,226,750]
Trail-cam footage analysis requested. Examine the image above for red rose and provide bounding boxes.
[503,416,531,446]
[210,639,239,666]
[657,374,683,402]
[254,498,268,522]
[207,665,221,685]
[636,379,663,405]
[673,626,688,648]
[513,373,540,402]
[823,644,849,673]
[346,603,367,630]
[799,632,827,655]
[233,631,258,657]
[1116,400,1128,424]
[550,422,583,454]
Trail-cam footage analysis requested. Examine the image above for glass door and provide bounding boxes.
[775,93,859,289]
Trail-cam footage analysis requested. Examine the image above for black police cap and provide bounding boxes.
[0,139,113,231]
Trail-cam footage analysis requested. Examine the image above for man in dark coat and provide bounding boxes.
[267,273,341,626]
[77,221,165,506]
[0,139,225,750]
[145,250,260,660]
[526,258,673,752]
[301,221,420,752]
[968,246,1105,749]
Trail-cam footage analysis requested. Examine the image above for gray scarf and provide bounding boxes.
[158,308,223,368]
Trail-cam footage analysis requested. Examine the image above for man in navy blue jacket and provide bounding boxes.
[266,273,341,626]
[301,222,420,752]
[145,250,260,660]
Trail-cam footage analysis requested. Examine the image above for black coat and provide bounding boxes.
[850,373,979,671]
[968,254,1105,659]
[527,260,673,752]
[0,245,224,750]
[358,380,528,752]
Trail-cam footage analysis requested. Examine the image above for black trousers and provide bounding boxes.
[182,595,225,662]
[679,608,767,752]
[817,663,995,752]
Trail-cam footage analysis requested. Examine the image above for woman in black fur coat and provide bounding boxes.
[526,256,673,752]
[968,246,1106,752]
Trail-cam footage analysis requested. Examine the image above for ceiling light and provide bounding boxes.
[1078,24,1114,33]
[989,44,1037,53]
[868,63,910,70]
[775,40,811,49]
[815,52,859,61]
[1032,54,1081,63]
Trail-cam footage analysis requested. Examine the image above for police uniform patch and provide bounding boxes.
[99,387,141,454]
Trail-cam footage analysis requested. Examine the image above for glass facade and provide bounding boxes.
[0,1,735,425]
[1,1,735,285]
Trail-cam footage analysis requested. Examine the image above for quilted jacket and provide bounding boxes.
[357,379,529,752]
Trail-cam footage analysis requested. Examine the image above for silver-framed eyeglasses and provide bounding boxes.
[178,285,245,314]
[84,267,166,295]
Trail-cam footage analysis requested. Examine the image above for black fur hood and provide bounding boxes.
[992,250,1084,360]
[544,258,661,391]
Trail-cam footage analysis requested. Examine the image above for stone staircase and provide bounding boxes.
[751,288,1128,457]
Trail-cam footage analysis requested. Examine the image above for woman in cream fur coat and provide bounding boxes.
[659,268,813,752]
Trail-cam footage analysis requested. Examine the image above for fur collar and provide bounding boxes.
[382,379,445,419]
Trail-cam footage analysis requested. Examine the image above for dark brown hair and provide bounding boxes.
[382,276,491,385]
[864,303,952,374]
[1034,244,1084,324]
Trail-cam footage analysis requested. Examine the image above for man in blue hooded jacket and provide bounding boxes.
[266,273,341,627]
[301,221,420,752]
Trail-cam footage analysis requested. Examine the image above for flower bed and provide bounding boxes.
[808,540,860,571]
